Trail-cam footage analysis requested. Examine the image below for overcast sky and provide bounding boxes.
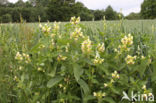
[8,0,144,16]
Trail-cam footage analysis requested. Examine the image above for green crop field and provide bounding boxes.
[0,18,156,103]
[2,20,156,33]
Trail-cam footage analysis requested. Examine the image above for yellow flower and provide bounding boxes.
[60,98,65,103]
[138,45,141,51]
[114,48,118,52]
[136,45,141,55]
[102,92,106,97]
[97,43,105,52]
[117,34,133,54]
[93,92,97,96]
[19,66,23,70]
[93,52,104,64]
[15,52,23,61]
[125,55,137,65]
[59,84,63,88]
[93,91,106,99]
[148,93,153,97]
[141,56,145,60]
[57,55,67,61]
[121,34,133,46]
[104,83,108,87]
[15,52,31,63]
[118,44,130,52]
[70,16,80,25]
[93,58,104,64]
[39,44,45,49]
[148,58,152,64]
[70,28,84,40]
[121,36,128,45]
[81,38,92,54]
[63,87,66,91]
[143,94,148,99]
[37,67,42,71]
[22,53,31,63]
[53,21,60,31]
[112,71,120,79]
[39,23,51,35]
[142,85,146,90]
[35,92,39,96]
[65,43,70,52]
[51,33,56,38]
[49,39,55,50]
[58,35,62,39]
[14,76,18,81]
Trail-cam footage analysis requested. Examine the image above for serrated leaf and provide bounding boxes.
[47,76,63,88]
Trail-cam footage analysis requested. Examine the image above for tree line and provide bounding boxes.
[0,0,156,23]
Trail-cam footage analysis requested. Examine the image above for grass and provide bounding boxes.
[2,19,156,33]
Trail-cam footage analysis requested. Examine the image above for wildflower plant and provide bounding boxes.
[1,17,155,103]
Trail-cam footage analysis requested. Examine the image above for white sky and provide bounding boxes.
[8,0,144,16]
[9,0,27,3]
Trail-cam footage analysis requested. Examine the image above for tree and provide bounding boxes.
[105,5,117,20]
[141,0,156,19]
[0,14,12,23]
[47,0,92,21]
[47,0,63,21]
[73,2,93,21]
[125,12,141,20]
[0,0,122,23]
[47,0,76,21]
[93,10,105,20]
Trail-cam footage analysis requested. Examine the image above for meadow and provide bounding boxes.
[0,18,156,103]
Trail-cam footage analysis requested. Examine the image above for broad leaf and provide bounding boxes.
[47,76,63,88]
[77,79,90,95]
[73,64,84,81]
[104,97,116,103]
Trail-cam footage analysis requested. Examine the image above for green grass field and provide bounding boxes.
[0,19,156,103]
[2,20,156,34]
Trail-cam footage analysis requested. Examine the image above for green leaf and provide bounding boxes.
[119,63,126,70]
[77,79,90,95]
[47,76,63,88]
[152,61,156,82]
[30,43,41,53]
[47,63,57,77]
[138,61,147,77]
[110,87,120,95]
[103,97,116,103]
[83,95,95,103]
[73,64,84,81]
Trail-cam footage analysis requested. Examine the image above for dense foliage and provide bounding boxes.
[125,13,141,20]
[1,0,156,23]
[0,17,156,103]
[141,0,156,19]
[0,0,123,23]
[1,0,156,22]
